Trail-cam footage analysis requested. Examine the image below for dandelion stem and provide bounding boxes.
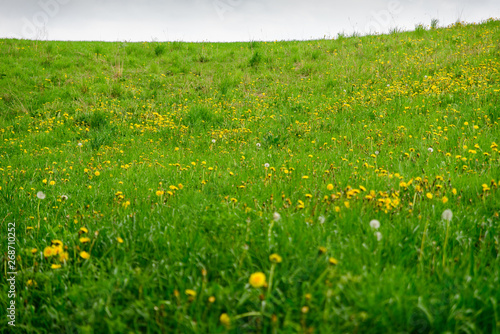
[266,263,276,300]
[442,220,450,269]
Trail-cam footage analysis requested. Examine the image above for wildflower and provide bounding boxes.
[302,176,309,179]
[94,171,100,176]
[256,143,261,148]
[211,139,216,143]
[117,237,124,243]
[31,248,37,254]
[59,252,69,263]
[301,306,309,314]
[79,251,90,259]
[442,209,453,222]
[327,183,334,191]
[185,289,197,297]
[78,142,82,147]
[51,264,61,269]
[264,163,270,168]
[428,147,434,153]
[442,196,448,204]
[156,190,164,196]
[328,257,338,265]
[374,150,379,155]
[318,215,325,224]
[249,272,266,288]
[37,191,46,200]
[61,195,68,200]
[273,212,281,221]
[318,246,327,255]
[269,253,282,263]
[49,180,56,186]
[208,296,216,303]
[79,227,88,234]
[79,237,91,243]
[369,219,380,229]
[426,193,433,199]
[375,232,383,241]
[43,246,54,258]
[220,313,230,327]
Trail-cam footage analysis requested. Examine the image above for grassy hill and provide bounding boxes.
[1,19,500,333]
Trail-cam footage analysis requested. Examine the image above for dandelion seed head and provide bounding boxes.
[442,209,453,222]
[369,219,380,229]
[273,212,281,222]
[37,191,46,200]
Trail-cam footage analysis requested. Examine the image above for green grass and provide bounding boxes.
[1,19,500,333]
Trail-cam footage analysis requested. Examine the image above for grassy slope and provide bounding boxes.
[1,19,500,333]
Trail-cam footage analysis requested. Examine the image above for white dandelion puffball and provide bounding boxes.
[273,212,281,222]
[212,139,216,144]
[37,191,46,200]
[318,216,326,224]
[264,163,270,168]
[77,142,82,147]
[256,143,261,148]
[375,232,383,241]
[61,195,68,200]
[369,219,380,229]
[374,151,379,155]
[442,209,453,222]
[428,147,434,153]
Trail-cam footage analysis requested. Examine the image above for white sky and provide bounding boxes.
[1,0,499,42]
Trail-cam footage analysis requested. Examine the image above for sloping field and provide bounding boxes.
[1,19,500,333]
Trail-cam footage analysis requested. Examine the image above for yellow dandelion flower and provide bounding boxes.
[249,272,266,288]
[79,251,90,259]
[31,248,37,254]
[208,296,216,303]
[185,289,196,297]
[329,257,338,265]
[79,237,91,243]
[156,190,164,196]
[269,253,282,263]
[43,246,54,258]
[327,184,334,191]
[51,264,61,269]
[79,227,88,234]
[49,180,56,186]
[344,201,350,208]
[59,252,69,263]
[220,313,231,327]
[117,237,124,243]
[442,196,448,204]
[94,171,100,176]
[426,193,433,199]
[302,176,309,179]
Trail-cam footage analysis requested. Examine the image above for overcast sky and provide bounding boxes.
[1,0,499,42]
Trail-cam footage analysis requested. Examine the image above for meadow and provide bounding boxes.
[1,19,500,333]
